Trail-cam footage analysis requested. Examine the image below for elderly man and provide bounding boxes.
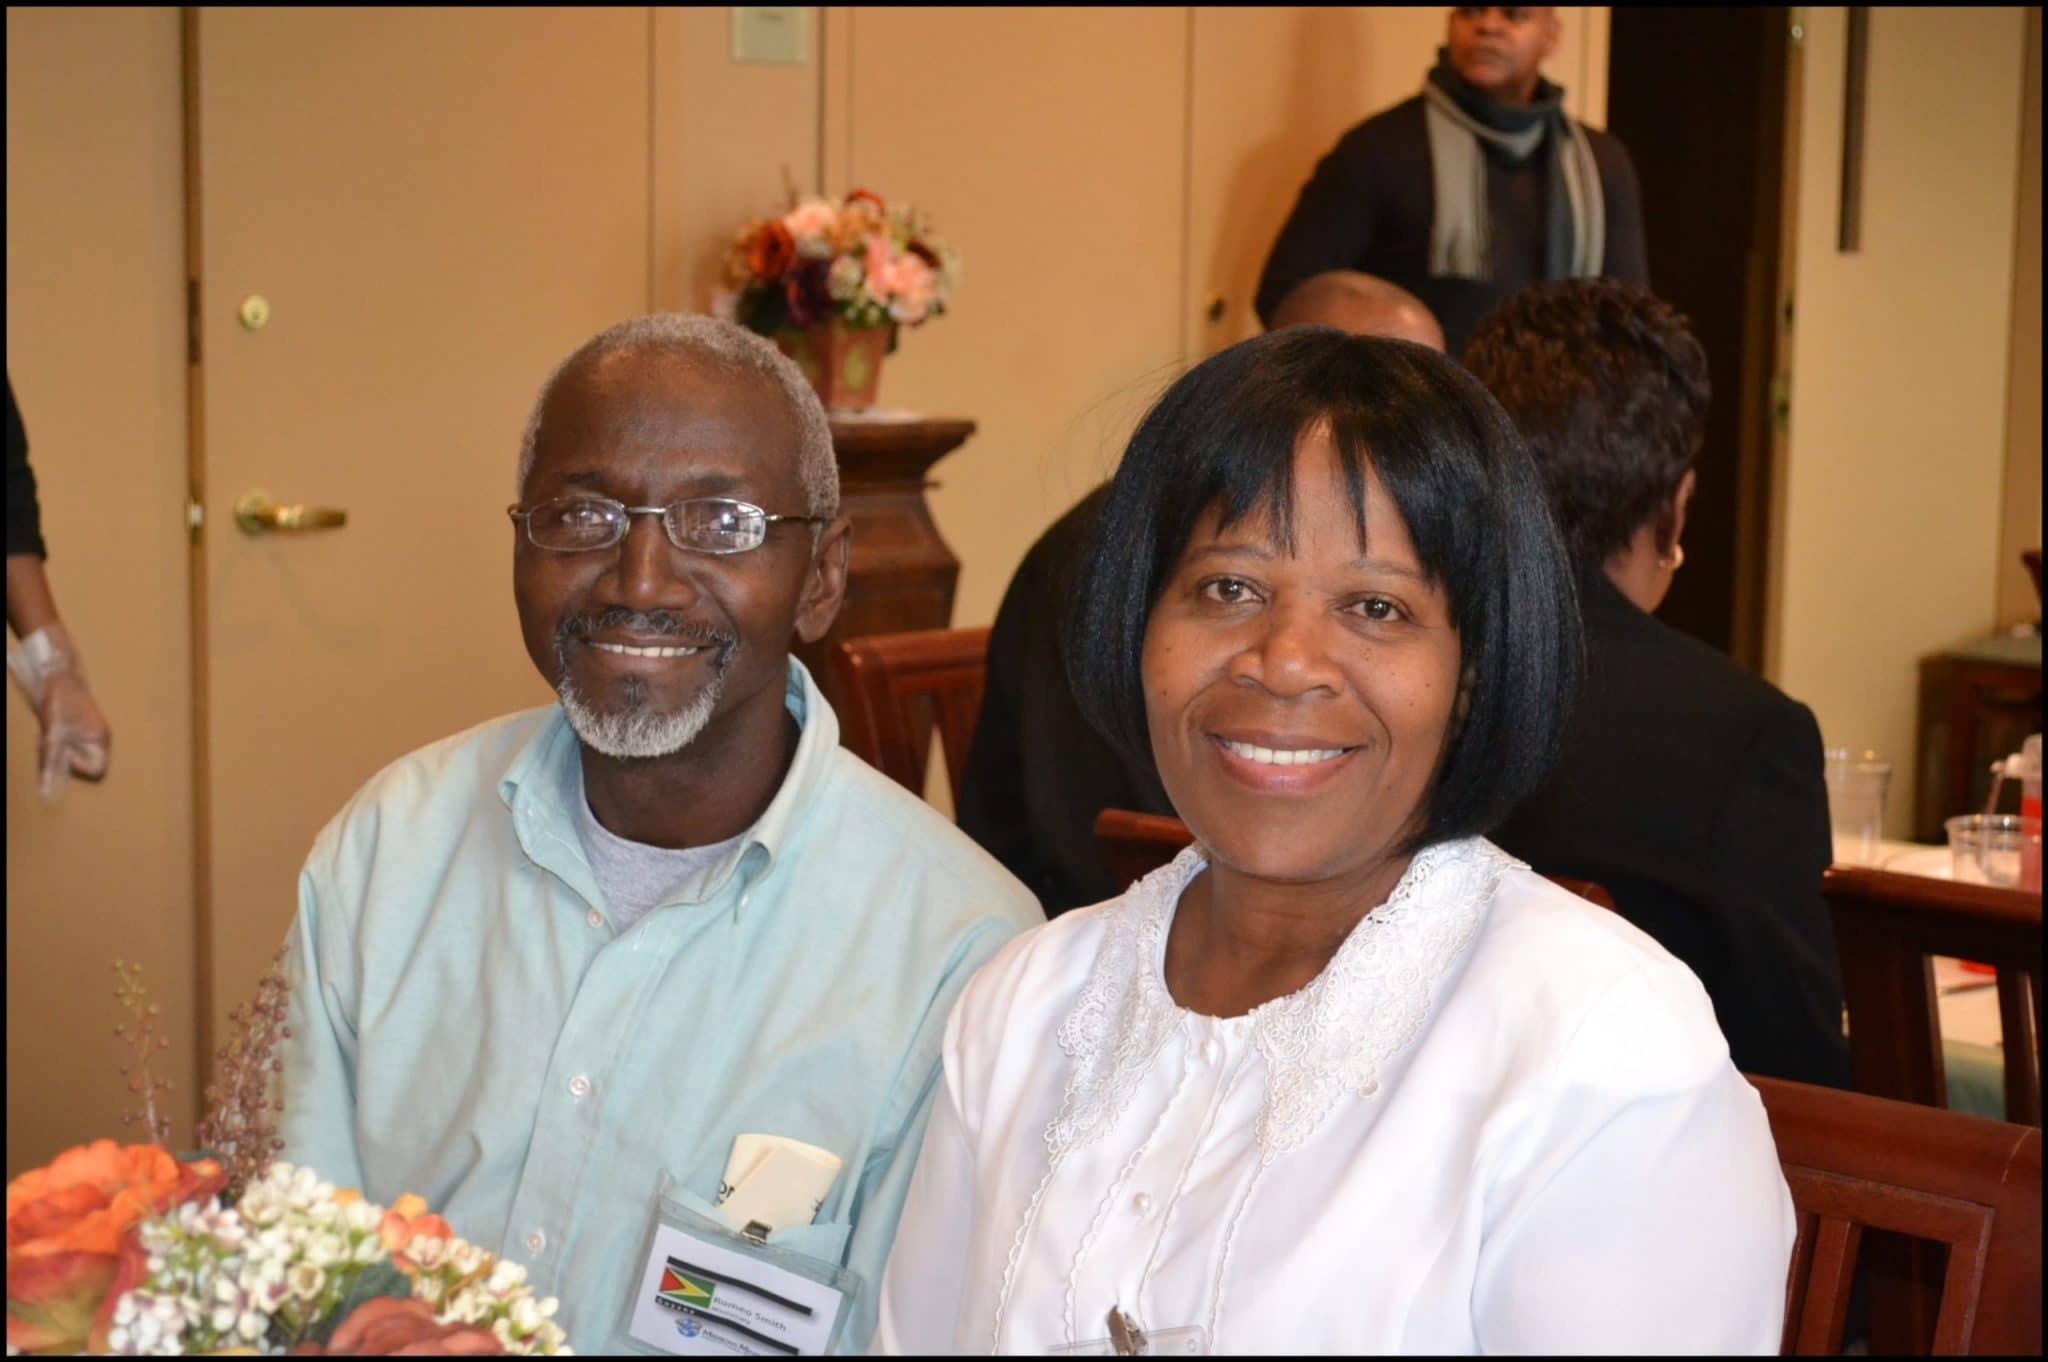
[1255,6,1647,355]
[956,273,1445,915]
[278,315,1040,1354]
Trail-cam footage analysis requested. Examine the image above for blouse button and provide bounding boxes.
[1132,1192,1154,1217]
[586,908,604,930]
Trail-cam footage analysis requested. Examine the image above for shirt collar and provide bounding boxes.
[497,656,841,915]
[1051,837,1517,1164]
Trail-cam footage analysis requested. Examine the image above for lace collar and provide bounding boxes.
[1049,837,1516,1164]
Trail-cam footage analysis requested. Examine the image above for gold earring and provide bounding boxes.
[1662,543,1685,572]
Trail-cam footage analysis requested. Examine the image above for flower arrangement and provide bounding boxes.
[4,960,569,1356]
[718,188,957,337]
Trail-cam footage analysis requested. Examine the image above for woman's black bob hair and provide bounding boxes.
[1063,326,1582,852]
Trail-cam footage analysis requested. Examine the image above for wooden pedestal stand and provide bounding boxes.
[794,415,975,720]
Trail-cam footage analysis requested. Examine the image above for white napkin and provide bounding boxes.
[714,1134,842,1236]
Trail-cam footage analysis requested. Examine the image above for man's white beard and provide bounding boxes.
[558,672,723,760]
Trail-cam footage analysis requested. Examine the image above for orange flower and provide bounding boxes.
[379,1193,454,1275]
[744,220,797,282]
[5,1140,225,1354]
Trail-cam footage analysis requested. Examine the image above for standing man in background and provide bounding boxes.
[1255,6,1647,355]
[5,374,112,799]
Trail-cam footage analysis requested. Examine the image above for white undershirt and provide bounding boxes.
[573,770,746,933]
[874,838,1795,1355]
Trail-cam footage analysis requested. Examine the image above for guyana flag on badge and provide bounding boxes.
[659,1266,718,1309]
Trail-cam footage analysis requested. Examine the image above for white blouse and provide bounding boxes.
[873,839,1794,1355]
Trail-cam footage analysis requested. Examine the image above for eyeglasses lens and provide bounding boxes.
[527,498,625,551]
[669,500,766,554]
[523,498,768,554]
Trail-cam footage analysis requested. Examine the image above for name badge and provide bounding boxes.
[625,1172,859,1358]
[628,1222,846,1356]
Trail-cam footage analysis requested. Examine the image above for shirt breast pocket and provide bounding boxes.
[621,1173,862,1356]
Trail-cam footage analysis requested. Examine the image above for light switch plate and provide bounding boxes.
[732,7,808,65]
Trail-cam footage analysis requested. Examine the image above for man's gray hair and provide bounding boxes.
[515,313,839,518]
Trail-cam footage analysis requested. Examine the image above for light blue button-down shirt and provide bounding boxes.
[278,659,1041,1353]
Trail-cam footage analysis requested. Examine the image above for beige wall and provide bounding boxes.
[1775,7,2029,835]
[1997,7,2042,630]
[5,6,195,1176]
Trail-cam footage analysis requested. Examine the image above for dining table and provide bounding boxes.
[1831,834,2009,1119]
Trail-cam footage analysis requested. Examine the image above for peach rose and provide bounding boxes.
[5,1140,225,1354]
[290,1297,504,1356]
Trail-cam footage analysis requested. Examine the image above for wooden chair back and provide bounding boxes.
[1749,1074,2042,1355]
[1822,866,2042,1127]
[1091,808,1617,910]
[828,627,991,798]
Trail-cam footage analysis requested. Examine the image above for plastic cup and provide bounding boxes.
[1825,748,1893,865]
[1944,815,2044,887]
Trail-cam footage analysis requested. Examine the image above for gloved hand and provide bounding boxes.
[6,621,111,800]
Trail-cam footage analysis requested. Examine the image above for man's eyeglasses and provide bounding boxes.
[507,496,828,555]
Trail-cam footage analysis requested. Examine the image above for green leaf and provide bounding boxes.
[302,1261,412,1348]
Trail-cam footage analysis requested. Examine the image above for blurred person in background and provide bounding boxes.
[957,273,1444,914]
[1467,278,1848,1090]
[1256,6,1647,355]
[6,374,111,800]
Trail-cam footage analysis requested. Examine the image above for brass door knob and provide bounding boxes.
[234,490,347,534]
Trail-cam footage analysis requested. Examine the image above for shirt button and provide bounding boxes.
[568,1074,591,1100]
[586,908,604,930]
[525,1229,546,1255]
[1132,1192,1154,1217]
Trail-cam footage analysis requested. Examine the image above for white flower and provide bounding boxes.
[405,1234,453,1271]
[302,1230,347,1267]
[287,1262,326,1303]
[491,1319,516,1349]
[210,1304,238,1334]
[509,1296,544,1334]
[343,1200,383,1234]
[213,1276,242,1305]
[105,1326,131,1353]
[449,1243,489,1277]
[238,1193,282,1227]
[236,1309,268,1341]
[485,1259,526,1294]
[352,1233,383,1264]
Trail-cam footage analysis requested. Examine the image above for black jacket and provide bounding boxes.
[1255,95,1649,356]
[956,486,1173,914]
[1491,571,1851,1089]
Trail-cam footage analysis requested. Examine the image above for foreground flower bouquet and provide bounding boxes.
[5,963,569,1356]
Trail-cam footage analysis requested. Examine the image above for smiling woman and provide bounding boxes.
[872,329,1799,1356]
